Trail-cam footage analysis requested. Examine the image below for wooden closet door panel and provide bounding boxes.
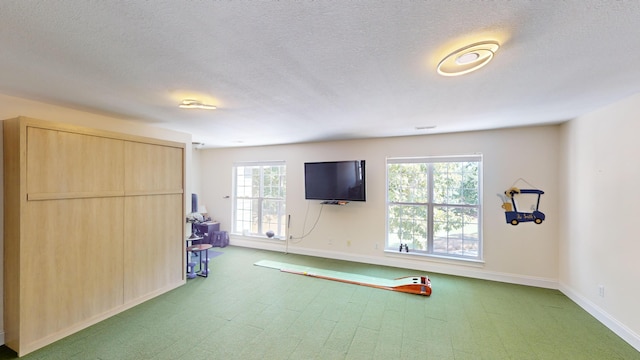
[26,127,125,197]
[21,197,125,345]
[123,194,183,302]
[124,142,183,194]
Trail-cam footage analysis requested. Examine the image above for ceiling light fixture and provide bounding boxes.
[437,40,500,77]
[179,99,216,110]
[415,125,437,130]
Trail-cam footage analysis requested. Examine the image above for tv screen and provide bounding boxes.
[304,160,366,202]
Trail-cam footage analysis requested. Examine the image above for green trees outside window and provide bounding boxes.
[387,156,482,259]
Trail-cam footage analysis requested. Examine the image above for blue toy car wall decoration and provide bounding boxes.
[500,187,545,225]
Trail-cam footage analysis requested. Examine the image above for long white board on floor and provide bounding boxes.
[254,259,432,296]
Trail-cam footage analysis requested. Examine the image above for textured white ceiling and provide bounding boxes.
[1,1,639,148]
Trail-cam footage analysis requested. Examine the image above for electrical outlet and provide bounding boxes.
[347,240,351,247]
[598,285,605,297]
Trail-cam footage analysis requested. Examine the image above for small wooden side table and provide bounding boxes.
[186,243,213,278]
[185,236,203,278]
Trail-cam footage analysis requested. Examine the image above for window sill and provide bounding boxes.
[232,233,285,241]
[383,249,485,267]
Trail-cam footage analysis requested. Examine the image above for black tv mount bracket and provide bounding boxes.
[320,201,349,205]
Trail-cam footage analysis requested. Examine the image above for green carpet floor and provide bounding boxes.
[1,246,638,359]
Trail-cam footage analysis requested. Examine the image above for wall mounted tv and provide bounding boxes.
[304,160,366,203]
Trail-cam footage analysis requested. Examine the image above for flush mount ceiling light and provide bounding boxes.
[179,99,216,110]
[415,125,437,130]
[437,40,500,77]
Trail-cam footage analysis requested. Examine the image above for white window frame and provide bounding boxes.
[386,155,483,260]
[232,161,287,239]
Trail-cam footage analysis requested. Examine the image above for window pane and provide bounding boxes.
[234,198,259,235]
[388,204,428,251]
[263,165,286,198]
[433,162,478,205]
[250,168,261,198]
[236,166,253,197]
[388,163,428,203]
[262,199,285,237]
[433,206,479,257]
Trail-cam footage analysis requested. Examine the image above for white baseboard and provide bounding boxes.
[289,245,557,289]
[559,282,640,352]
[230,237,558,289]
[0,331,4,346]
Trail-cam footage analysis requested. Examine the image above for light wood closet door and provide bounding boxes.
[124,141,183,195]
[26,127,125,199]
[23,197,125,346]
[123,194,183,301]
[123,142,184,301]
[22,127,127,347]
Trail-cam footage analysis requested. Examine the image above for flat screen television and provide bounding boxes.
[304,160,366,202]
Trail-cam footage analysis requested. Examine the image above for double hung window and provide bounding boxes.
[233,161,286,239]
[386,156,482,260]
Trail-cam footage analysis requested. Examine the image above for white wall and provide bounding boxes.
[0,94,193,346]
[198,125,560,287]
[559,94,640,350]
